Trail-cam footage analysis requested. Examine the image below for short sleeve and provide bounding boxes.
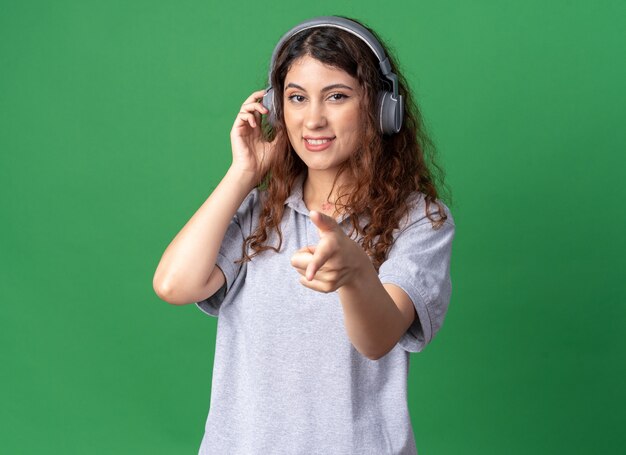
[195,188,259,317]
[378,198,456,353]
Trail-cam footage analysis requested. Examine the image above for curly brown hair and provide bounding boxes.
[237,16,451,272]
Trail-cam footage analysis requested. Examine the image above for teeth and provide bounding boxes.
[306,138,331,145]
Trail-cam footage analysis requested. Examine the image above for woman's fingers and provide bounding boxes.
[236,98,268,129]
[241,89,269,114]
[240,101,268,116]
[235,111,259,128]
[242,89,268,105]
[233,89,270,131]
[237,108,265,128]
[240,90,269,116]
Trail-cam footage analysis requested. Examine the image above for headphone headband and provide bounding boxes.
[266,16,397,98]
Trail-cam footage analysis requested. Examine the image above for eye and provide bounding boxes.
[287,94,306,103]
[328,93,348,101]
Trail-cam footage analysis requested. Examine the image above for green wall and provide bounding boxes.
[1,1,624,453]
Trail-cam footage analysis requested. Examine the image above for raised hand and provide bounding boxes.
[290,211,371,293]
[230,89,278,183]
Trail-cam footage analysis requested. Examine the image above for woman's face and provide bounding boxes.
[282,55,363,175]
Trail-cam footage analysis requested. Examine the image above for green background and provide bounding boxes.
[1,0,624,453]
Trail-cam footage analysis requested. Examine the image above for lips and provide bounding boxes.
[303,136,335,152]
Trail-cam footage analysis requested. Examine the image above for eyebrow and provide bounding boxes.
[285,83,354,92]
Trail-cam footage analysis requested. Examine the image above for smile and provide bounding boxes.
[303,137,335,152]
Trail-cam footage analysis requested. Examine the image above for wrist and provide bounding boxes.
[344,247,377,290]
[226,166,259,191]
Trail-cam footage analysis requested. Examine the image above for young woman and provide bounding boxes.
[154,16,455,455]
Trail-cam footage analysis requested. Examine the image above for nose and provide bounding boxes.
[304,100,327,130]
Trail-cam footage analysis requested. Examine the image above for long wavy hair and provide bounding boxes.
[237,16,451,272]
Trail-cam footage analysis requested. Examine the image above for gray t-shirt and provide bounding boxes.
[196,173,455,455]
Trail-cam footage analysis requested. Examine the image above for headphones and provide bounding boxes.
[261,16,404,135]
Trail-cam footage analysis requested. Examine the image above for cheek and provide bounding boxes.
[283,121,301,150]
[284,111,300,133]
[285,125,299,143]
[283,119,295,138]
[343,114,364,151]
[342,109,362,133]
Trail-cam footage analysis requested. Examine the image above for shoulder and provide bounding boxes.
[401,191,455,231]
[246,187,263,204]
[231,188,265,236]
[238,187,264,215]
[379,193,456,265]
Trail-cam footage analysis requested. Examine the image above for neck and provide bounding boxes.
[302,169,354,217]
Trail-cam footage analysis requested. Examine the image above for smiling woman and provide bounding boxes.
[282,55,363,212]
[153,15,455,455]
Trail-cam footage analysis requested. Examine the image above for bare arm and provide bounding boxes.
[291,210,454,359]
[339,266,416,360]
[291,212,416,360]
[153,166,257,305]
[154,88,276,305]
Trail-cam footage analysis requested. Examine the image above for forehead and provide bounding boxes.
[284,55,359,88]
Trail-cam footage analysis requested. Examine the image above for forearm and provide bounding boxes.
[338,261,407,360]
[153,166,256,301]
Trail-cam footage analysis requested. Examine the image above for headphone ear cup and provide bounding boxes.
[378,91,404,135]
[262,88,276,127]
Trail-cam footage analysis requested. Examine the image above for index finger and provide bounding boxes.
[243,89,269,105]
